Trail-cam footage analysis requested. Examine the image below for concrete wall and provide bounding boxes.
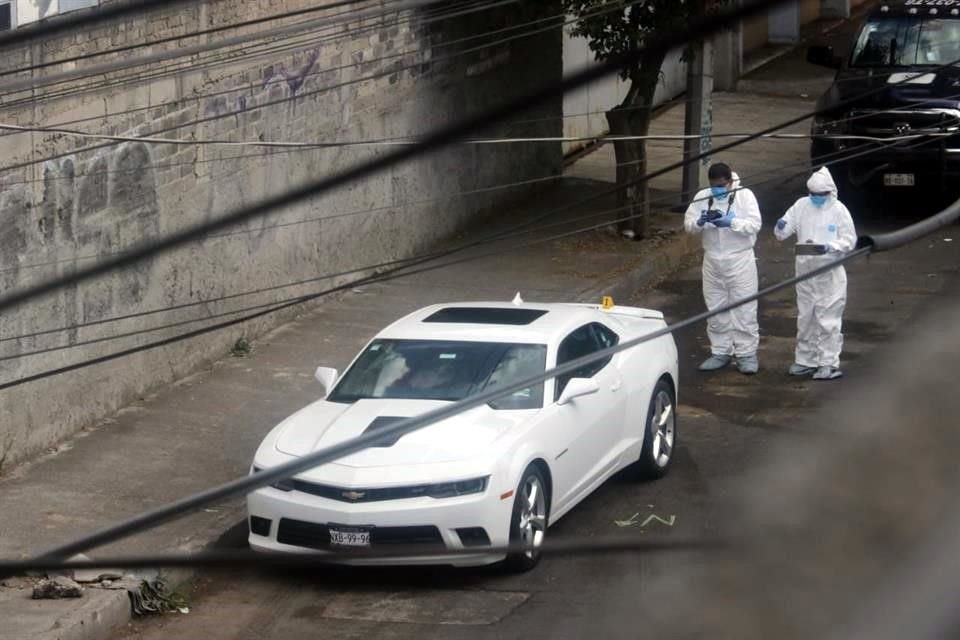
[562,29,686,155]
[0,0,563,469]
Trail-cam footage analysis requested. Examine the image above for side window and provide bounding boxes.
[555,323,618,400]
[591,323,619,350]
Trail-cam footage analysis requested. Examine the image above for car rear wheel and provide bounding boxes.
[634,379,677,479]
[504,465,549,572]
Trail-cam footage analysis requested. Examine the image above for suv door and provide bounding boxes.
[549,323,626,511]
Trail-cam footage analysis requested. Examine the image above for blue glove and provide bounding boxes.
[776,219,787,231]
[697,212,710,227]
[713,212,735,228]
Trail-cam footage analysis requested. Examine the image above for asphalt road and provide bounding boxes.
[112,162,960,639]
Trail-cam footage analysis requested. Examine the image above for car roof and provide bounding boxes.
[376,301,616,345]
[874,1,960,17]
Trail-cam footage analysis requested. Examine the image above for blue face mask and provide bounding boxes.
[711,185,729,199]
[810,194,829,208]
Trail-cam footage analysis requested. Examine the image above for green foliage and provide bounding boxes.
[560,1,732,80]
[560,1,690,80]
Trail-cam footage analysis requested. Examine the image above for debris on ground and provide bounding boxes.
[231,336,253,357]
[128,579,190,616]
[32,577,83,599]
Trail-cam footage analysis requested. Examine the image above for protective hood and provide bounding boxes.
[807,167,838,197]
[730,171,742,193]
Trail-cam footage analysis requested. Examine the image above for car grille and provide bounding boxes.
[276,518,445,550]
[290,479,430,502]
[849,110,960,136]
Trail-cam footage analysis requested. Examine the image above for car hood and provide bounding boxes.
[820,66,960,113]
[273,398,529,467]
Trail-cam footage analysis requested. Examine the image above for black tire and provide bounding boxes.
[634,378,677,480]
[504,464,550,572]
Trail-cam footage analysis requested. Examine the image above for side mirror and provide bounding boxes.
[557,377,600,406]
[807,45,842,70]
[314,367,339,395]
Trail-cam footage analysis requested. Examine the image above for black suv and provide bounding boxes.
[807,1,960,203]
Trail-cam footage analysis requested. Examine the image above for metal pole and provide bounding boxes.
[679,0,714,209]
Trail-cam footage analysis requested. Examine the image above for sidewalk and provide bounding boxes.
[0,27,833,640]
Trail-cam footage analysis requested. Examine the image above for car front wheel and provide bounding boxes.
[504,465,549,572]
[634,378,677,479]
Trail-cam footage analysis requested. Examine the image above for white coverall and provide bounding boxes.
[774,167,858,369]
[684,173,762,358]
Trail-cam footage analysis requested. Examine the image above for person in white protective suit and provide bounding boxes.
[684,163,762,374]
[774,166,857,380]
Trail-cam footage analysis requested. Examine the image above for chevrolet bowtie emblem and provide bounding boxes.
[341,490,366,501]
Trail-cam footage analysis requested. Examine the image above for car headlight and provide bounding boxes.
[251,465,295,492]
[419,477,489,499]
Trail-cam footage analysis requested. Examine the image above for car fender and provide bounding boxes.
[498,442,554,508]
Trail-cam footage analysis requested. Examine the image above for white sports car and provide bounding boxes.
[247,298,679,570]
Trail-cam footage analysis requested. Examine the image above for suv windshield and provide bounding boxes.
[328,339,547,410]
[851,16,960,67]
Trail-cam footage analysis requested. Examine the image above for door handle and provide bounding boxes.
[611,380,622,392]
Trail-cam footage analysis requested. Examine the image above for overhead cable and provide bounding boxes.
[0,0,827,318]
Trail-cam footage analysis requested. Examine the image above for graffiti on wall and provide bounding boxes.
[1,142,161,325]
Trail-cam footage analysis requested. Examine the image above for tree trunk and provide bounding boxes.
[605,51,667,241]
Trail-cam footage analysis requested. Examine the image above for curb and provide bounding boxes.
[28,517,244,640]
[34,589,130,640]
[29,568,197,640]
[578,229,701,304]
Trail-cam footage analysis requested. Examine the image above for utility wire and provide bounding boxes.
[1,88,946,191]
[0,133,897,359]
[0,2,619,175]
[0,0,549,107]
[0,0,447,96]
[0,0,194,49]
[0,0,792,318]
[0,135,912,356]
[2,41,941,353]
[0,173,560,277]
[5,122,952,151]
[0,0,476,79]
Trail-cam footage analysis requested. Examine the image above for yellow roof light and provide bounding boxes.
[601,296,615,310]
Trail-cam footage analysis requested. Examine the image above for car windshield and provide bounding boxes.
[328,339,547,410]
[851,16,960,67]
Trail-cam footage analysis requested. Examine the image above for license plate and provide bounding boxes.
[329,527,371,548]
[884,173,915,187]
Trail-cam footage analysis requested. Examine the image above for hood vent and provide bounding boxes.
[362,416,410,447]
